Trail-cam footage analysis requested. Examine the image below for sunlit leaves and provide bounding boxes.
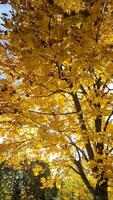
[1,0,113,199]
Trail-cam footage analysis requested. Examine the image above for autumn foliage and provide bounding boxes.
[0,0,113,199]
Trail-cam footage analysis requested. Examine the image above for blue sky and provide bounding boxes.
[0,4,12,79]
[0,3,12,30]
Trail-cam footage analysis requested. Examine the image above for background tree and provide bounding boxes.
[0,0,113,200]
[59,168,93,200]
[0,161,58,200]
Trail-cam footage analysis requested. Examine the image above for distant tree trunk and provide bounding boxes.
[12,179,21,200]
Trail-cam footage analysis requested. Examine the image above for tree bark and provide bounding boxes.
[94,193,108,200]
[93,178,108,200]
[94,190,108,200]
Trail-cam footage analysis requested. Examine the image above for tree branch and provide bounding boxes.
[72,92,94,160]
[29,110,77,116]
[104,110,113,132]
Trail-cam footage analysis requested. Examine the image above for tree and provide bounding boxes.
[59,168,93,200]
[0,161,58,200]
[1,0,113,199]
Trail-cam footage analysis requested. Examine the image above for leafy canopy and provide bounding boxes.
[0,0,113,199]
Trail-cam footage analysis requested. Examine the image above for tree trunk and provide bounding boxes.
[93,179,108,200]
[94,192,108,200]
